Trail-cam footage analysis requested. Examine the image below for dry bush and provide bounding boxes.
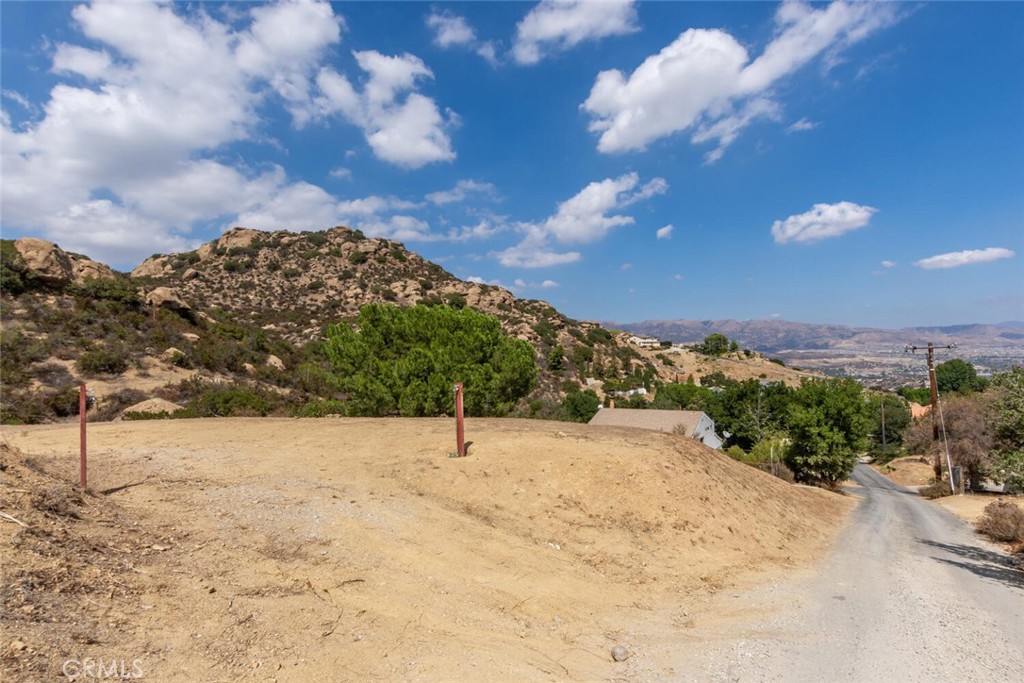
[975,500,1024,544]
[919,480,953,499]
[30,484,83,518]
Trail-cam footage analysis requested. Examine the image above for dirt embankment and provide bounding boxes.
[2,418,851,682]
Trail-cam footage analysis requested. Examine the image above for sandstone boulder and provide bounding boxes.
[218,227,263,250]
[145,287,191,312]
[71,257,117,283]
[131,256,172,278]
[267,354,285,370]
[13,238,73,286]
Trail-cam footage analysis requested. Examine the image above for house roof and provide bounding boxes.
[588,408,705,436]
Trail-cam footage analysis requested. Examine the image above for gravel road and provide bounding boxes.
[678,465,1024,682]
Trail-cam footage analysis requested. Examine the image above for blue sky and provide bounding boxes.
[2,1,1021,328]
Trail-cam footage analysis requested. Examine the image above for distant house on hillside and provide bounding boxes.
[588,408,723,450]
[627,335,661,348]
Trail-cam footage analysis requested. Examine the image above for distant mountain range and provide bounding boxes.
[611,318,1024,353]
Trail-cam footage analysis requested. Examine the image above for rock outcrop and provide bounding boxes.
[145,287,191,312]
[13,238,74,286]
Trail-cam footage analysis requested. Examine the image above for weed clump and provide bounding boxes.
[975,500,1024,546]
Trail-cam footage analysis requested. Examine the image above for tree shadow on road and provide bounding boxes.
[919,539,1024,590]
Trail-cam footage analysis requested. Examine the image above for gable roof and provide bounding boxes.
[588,408,705,436]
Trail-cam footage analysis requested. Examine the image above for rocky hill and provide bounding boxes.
[1,229,812,423]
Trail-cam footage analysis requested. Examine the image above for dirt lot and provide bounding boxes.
[2,417,851,682]
[932,493,1023,525]
[871,455,935,487]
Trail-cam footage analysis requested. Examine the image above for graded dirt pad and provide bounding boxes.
[1,418,851,682]
[872,455,935,487]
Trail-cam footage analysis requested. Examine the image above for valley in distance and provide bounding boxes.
[613,318,1024,390]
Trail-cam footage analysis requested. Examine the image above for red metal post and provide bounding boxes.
[79,383,88,489]
[454,382,465,457]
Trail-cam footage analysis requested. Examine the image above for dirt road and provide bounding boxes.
[675,465,1024,682]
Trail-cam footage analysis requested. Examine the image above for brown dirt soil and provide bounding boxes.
[933,494,1023,525]
[871,455,935,487]
[1,418,851,682]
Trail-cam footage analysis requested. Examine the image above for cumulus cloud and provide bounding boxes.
[1,1,460,266]
[426,179,497,205]
[513,0,639,65]
[427,12,476,47]
[426,11,499,65]
[656,224,674,240]
[787,117,820,133]
[881,259,896,268]
[582,1,896,160]
[771,201,877,245]
[492,172,665,268]
[315,50,456,168]
[913,248,1015,270]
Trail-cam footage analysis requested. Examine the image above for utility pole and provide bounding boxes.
[905,342,957,479]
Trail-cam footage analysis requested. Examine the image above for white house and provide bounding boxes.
[627,335,661,348]
[588,408,724,450]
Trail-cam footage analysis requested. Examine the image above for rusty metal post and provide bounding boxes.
[79,383,88,489]
[454,382,465,458]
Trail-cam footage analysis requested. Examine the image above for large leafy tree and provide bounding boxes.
[320,304,537,417]
[865,392,912,459]
[936,358,987,394]
[784,377,872,489]
[990,367,1024,491]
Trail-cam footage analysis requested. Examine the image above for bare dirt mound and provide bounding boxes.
[1,418,851,681]
[872,455,935,487]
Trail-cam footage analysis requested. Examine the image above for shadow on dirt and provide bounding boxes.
[919,538,1024,590]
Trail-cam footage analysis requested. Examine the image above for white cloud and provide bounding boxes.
[426,10,499,65]
[673,274,684,281]
[620,262,632,270]
[492,173,664,268]
[787,117,820,133]
[493,226,582,268]
[447,219,505,242]
[466,275,487,284]
[544,173,666,244]
[913,248,1015,270]
[316,50,456,168]
[540,279,559,289]
[656,224,674,240]
[771,201,877,245]
[329,167,352,180]
[582,1,896,159]
[426,179,497,205]
[360,215,438,243]
[0,1,391,266]
[513,0,639,65]
[881,259,896,268]
[427,12,476,48]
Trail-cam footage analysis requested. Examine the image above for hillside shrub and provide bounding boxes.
[974,501,1024,545]
[76,345,129,376]
[70,277,140,306]
[291,399,348,418]
[1,239,40,294]
[177,385,273,418]
[348,251,368,265]
[918,480,952,499]
[561,390,600,423]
